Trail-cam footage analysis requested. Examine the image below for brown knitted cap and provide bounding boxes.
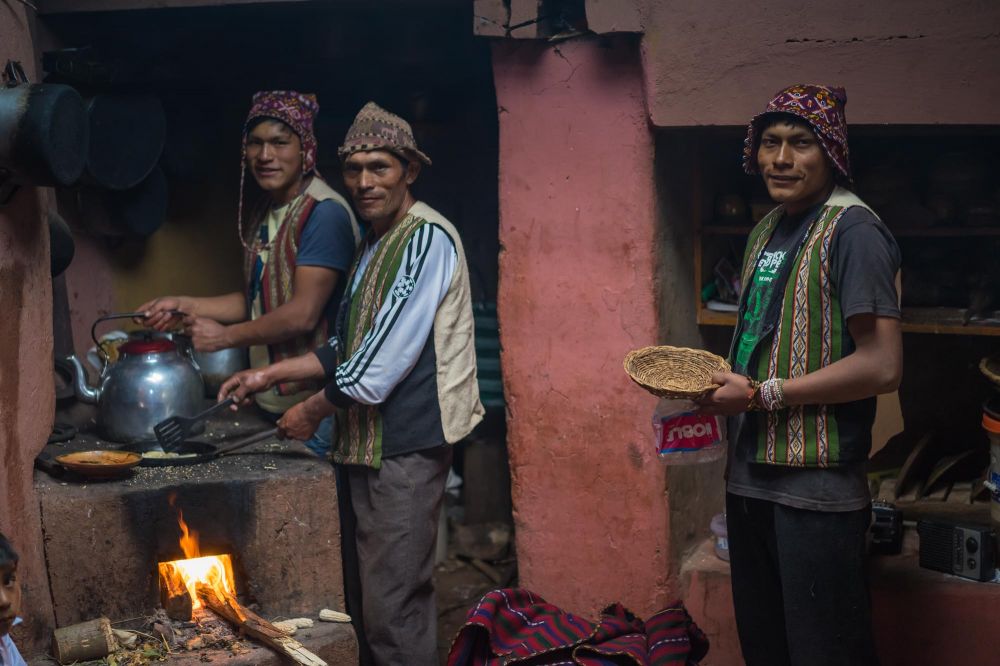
[338,101,431,166]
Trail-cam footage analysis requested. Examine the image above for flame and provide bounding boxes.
[159,493,235,611]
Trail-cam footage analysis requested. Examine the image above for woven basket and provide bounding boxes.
[623,345,731,399]
[981,356,1000,388]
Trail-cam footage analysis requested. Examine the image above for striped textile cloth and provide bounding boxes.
[446,588,709,666]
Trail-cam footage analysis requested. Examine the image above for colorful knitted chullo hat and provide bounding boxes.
[237,90,320,254]
[743,84,851,182]
[338,101,431,166]
[243,90,320,173]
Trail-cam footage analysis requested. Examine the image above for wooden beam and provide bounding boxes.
[36,0,310,14]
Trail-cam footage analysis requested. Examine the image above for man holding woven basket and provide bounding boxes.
[697,84,902,666]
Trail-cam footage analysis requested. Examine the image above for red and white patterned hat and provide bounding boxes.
[743,84,851,182]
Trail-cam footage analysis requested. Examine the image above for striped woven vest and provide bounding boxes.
[243,193,326,396]
[735,188,873,467]
[334,212,428,469]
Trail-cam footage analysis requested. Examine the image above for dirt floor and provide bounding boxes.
[433,535,517,664]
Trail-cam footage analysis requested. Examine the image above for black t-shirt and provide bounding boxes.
[727,205,901,512]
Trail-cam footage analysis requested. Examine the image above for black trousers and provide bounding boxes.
[725,493,879,666]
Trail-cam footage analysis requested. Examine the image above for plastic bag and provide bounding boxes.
[652,398,726,464]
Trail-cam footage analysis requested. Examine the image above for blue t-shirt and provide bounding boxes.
[249,198,359,330]
[296,199,359,328]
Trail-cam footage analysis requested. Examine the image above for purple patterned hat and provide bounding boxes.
[338,101,431,166]
[244,90,319,173]
[743,84,851,181]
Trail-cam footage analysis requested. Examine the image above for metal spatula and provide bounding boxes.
[154,397,235,451]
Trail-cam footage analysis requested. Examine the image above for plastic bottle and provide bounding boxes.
[652,398,726,464]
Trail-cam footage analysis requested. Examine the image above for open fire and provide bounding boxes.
[157,494,236,620]
[154,494,328,664]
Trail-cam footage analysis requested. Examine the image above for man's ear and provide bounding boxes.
[405,161,421,185]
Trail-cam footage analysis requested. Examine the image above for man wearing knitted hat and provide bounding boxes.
[220,101,484,665]
[697,84,902,665]
[140,91,360,456]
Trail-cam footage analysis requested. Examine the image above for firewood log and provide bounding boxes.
[196,584,327,666]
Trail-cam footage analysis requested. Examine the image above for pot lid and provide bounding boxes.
[120,338,176,355]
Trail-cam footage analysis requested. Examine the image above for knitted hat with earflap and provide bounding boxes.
[237,90,320,254]
[743,84,851,182]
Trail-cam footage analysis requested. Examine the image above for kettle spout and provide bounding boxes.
[64,354,100,404]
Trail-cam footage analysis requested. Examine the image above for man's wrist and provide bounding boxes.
[257,366,277,392]
[755,378,787,411]
[303,391,337,420]
[178,296,197,317]
[222,322,245,348]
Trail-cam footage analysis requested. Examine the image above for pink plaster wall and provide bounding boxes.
[641,0,1000,126]
[62,232,117,358]
[0,6,57,654]
[493,36,671,617]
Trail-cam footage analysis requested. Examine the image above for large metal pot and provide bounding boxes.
[192,347,249,397]
[64,313,204,445]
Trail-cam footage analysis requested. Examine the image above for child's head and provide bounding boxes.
[0,532,20,637]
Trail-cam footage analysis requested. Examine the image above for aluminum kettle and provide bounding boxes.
[65,312,205,445]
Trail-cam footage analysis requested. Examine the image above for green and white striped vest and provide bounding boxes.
[735,188,876,467]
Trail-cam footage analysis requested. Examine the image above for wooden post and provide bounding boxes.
[52,617,117,665]
[197,583,327,666]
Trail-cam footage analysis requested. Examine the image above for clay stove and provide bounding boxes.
[33,412,358,664]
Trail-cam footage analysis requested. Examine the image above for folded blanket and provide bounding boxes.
[446,587,709,666]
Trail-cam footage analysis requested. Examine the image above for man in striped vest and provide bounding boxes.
[698,84,902,665]
[220,102,484,665]
[139,91,360,457]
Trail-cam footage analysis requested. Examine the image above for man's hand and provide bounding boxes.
[696,372,754,416]
[185,315,232,352]
[218,368,273,408]
[138,296,192,331]
[277,392,334,440]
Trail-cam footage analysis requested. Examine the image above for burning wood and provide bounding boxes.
[157,491,326,665]
[158,563,193,622]
[197,583,327,666]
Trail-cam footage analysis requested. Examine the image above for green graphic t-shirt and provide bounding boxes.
[735,248,787,370]
[733,206,818,373]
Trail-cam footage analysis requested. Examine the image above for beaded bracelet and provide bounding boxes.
[757,378,787,411]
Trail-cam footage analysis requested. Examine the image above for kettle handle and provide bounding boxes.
[90,311,148,348]
[90,310,184,347]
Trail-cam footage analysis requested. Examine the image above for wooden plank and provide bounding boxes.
[697,308,736,327]
[36,0,308,13]
[892,227,1000,237]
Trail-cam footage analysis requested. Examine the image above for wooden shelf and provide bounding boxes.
[700,224,1000,237]
[697,308,737,326]
[900,308,1000,336]
[697,307,1000,336]
[893,227,1000,237]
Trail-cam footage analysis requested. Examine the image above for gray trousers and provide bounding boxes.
[343,445,452,666]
